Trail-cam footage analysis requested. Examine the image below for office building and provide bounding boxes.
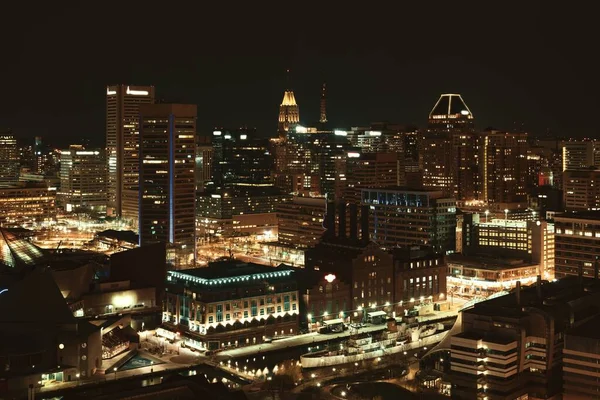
[139,104,196,267]
[479,130,529,204]
[421,94,478,200]
[58,145,107,214]
[554,211,600,278]
[0,183,55,226]
[278,89,300,138]
[0,131,18,184]
[448,276,600,399]
[563,315,600,399]
[562,168,600,211]
[362,187,457,253]
[345,152,402,204]
[561,140,599,171]
[195,136,213,193]
[162,261,299,350]
[277,196,326,249]
[105,84,155,219]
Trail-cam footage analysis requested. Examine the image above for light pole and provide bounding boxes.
[504,209,509,225]
[113,367,117,380]
[76,373,80,386]
[484,210,489,223]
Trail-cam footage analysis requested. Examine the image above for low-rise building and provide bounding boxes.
[563,315,600,399]
[163,260,299,350]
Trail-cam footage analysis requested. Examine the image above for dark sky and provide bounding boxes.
[1,2,598,147]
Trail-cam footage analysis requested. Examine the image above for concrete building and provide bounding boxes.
[0,131,19,184]
[345,152,402,205]
[448,276,600,399]
[105,84,155,219]
[162,261,299,350]
[361,187,456,253]
[0,183,55,226]
[562,168,600,211]
[554,211,600,278]
[563,315,600,399]
[277,196,325,249]
[58,146,107,214]
[139,104,196,267]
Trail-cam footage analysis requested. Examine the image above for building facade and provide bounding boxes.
[139,104,196,267]
[0,132,18,185]
[105,84,155,219]
[361,187,457,253]
[58,146,107,214]
[554,212,600,278]
[163,261,299,350]
[0,183,55,225]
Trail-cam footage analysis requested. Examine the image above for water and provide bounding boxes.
[119,354,164,371]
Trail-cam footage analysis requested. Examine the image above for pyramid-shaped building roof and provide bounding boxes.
[0,228,46,269]
[429,93,473,119]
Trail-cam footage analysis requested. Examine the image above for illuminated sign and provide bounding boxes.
[325,274,336,283]
[296,126,308,134]
[213,131,222,136]
[334,130,347,136]
[461,110,470,116]
[106,88,116,95]
[347,152,360,158]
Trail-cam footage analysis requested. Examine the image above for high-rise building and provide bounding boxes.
[362,187,457,253]
[277,196,326,249]
[58,145,107,214]
[211,128,273,188]
[195,136,212,193]
[32,136,49,174]
[0,131,19,185]
[554,211,600,278]
[479,130,529,204]
[319,83,327,124]
[277,90,300,139]
[345,152,402,204]
[139,104,196,267]
[0,183,55,225]
[105,84,155,219]
[561,140,598,171]
[562,168,600,211]
[421,94,478,200]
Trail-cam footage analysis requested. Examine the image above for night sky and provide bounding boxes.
[1,2,598,146]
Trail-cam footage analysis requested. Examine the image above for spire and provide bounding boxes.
[319,82,327,124]
[278,69,300,138]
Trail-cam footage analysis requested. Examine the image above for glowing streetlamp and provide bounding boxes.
[484,210,489,223]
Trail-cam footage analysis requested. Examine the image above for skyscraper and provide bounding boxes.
[58,145,107,214]
[139,104,196,267]
[421,94,478,200]
[319,83,327,124]
[0,131,18,185]
[105,84,155,220]
[277,90,300,139]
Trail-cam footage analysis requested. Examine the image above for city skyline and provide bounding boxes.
[1,2,599,145]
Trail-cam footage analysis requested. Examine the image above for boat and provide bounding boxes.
[300,321,443,369]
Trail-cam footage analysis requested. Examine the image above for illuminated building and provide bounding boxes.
[58,145,107,214]
[105,84,155,219]
[554,211,600,278]
[447,276,600,400]
[196,186,288,238]
[362,187,456,253]
[277,196,325,249]
[139,104,196,267]
[345,152,402,205]
[195,136,212,193]
[0,227,46,270]
[277,88,300,139]
[272,128,321,195]
[421,94,478,200]
[479,130,529,204]
[0,183,55,226]
[0,131,18,184]
[319,82,327,125]
[460,215,555,280]
[561,140,599,171]
[162,261,299,350]
[302,272,352,328]
[211,128,273,188]
[562,168,600,211]
[32,136,49,174]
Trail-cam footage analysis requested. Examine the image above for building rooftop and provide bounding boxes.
[429,93,473,119]
[96,229,139,244]
[167,260,295,287]
[447,253,534,270]
[567,314,600,340]
[0,228,46,269]
[554,211,600,221]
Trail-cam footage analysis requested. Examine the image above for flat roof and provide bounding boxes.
[567,316,600,340]
[554,211,600,221]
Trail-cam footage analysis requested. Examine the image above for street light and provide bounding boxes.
[484,210,489,223]
[113,367,117,380]
[504,209,509,224]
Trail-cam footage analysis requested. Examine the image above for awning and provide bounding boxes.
[367,311,387,318]
[323,318,345,325]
